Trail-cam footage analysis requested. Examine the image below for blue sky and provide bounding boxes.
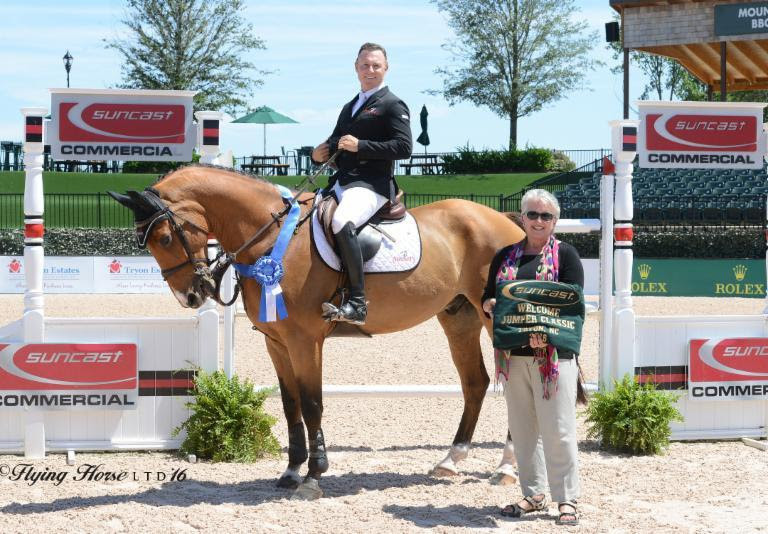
[0,0,649,157]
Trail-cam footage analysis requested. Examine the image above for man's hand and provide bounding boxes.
[312,142,330,162]
[338,134,359,152]
[482,298,496,315]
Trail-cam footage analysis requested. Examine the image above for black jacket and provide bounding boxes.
[324,86,412,201]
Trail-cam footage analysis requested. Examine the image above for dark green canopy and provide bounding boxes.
[233,106,298,155]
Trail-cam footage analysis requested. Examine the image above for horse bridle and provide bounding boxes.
[134,202,211,280]
[136,151,340,307]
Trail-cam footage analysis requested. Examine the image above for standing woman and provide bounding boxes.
[481,188,584,526]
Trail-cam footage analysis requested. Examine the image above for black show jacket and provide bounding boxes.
[325,86,412,201]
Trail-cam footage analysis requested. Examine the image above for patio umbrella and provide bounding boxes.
[232,106,299,155]
[416,105,430,154]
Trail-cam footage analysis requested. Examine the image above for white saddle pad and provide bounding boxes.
[311,208,422,273]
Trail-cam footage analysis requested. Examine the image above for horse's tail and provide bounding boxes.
[443,294,471,315]
[502,212,524,230]
[576,363,589,405]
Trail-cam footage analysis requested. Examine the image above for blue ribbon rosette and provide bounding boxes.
[233,185,300,322]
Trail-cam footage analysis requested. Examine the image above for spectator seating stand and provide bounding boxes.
[554,165,768,227]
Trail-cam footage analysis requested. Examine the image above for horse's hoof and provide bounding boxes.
[276,475,300,489]
[290,478,323,500]
[430,465,460,477]
[489,471,518,486]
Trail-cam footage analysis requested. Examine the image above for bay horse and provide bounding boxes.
[109,165,525,499]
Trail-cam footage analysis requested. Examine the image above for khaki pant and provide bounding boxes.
[502,356,580,503]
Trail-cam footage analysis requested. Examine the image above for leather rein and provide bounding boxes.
[137,152,339,307]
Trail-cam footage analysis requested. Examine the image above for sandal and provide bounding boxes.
[555,501,579,526]
[500,494,548,518]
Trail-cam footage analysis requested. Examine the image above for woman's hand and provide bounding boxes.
[529,333,548,348]
[482,298,496,315]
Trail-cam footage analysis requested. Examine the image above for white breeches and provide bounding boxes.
[331,181,388,234]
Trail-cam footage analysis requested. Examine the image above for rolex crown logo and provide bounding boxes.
[733,264,747,281]
[638,263,651,280]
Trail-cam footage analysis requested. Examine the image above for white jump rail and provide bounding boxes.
[607,116,768,440]
[221,212,611,397]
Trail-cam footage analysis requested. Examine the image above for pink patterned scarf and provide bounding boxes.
[495,235,561,399]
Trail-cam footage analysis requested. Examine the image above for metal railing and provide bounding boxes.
[234,152,462,176]
[498,156,610,212]
[553,149,611,170]
[1,191,764,229]
[0,193,133,229]
[2,141,612,176]
[402,192,505,210]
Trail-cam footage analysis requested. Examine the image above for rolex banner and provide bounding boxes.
[631,259,765,297]
[493,280,585,354]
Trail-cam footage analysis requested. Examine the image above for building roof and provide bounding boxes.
[610,0,768,91]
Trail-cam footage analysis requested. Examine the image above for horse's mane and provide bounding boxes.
[153,163,289,191]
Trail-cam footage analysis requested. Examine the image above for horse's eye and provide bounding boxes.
[159,234,172,247]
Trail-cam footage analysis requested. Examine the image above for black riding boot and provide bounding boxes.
[332,221,367,325]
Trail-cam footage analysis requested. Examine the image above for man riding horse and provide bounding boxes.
[311,42,412,325]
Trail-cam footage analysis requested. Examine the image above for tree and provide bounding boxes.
[431,0,600,149]
[607,29,701,102]
[106,0,268,114]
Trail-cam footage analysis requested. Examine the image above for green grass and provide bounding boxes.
[0,170,546,196]
[0,171,159,194]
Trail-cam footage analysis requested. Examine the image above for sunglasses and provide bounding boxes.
[524,210,554,222]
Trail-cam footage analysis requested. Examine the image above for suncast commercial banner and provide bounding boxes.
[0,342,138,410]
[49,88,197,161]
[637,101,767,169]
[689,338,768,400]
[1,256,166,294]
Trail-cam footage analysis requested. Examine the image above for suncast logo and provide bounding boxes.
[645,113,757,151]
[59,102,186,143]
[8,259,21,274]
[0,343,137,390]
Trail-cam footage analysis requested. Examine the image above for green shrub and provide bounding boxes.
[442,145,553,174]
[0,220,763,259]
[0,228,147,256]
[550,151,577,172]
[563,227,764,259]
[584,374,683,455]
[173,370,281,462]
[122,152,200,174]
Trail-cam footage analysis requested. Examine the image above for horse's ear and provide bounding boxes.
[124,190,164,219]
[107,191,136,210]
[108,190,159,221]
